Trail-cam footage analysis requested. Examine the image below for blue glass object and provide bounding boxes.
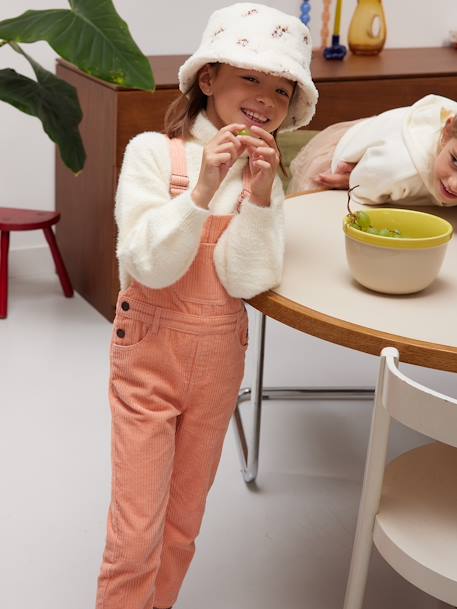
[300,0,311,26]
[324,34,347,60]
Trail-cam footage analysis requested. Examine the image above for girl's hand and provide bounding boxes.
[238,125,281,207]
[316,162,356,190]
[192,123,247,209]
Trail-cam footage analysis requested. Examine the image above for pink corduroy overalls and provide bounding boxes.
[95,137,250,609]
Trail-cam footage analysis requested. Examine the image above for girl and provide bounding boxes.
[95,4,318,609]
[287,94,457,207]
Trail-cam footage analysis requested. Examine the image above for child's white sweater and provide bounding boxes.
[115,111,285,299]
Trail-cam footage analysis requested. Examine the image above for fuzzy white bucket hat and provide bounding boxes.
[178,2,318,132]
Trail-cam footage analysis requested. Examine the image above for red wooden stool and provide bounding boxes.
[0,207,74,318]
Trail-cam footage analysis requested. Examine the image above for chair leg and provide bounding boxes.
[343,357,392,609]
[0,231,10,318]
[43,227,73,297]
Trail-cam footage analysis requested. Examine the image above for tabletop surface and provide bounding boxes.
[248,190,457,372]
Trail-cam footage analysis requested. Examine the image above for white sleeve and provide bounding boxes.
[348,138,429,206]
[213,177,285,299]
[331,106,429,205]
[331,107,408,172]
[115,133,210,288]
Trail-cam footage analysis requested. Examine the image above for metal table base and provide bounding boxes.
[232,311,375,483]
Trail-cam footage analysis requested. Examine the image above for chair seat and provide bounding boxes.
[374,442,457,606]
[0,207,60,231]
[0,206,73,317]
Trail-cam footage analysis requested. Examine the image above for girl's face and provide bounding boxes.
[434,117,457,205]
[198,63,295,133]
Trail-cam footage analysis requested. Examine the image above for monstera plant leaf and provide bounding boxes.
[0,0,154,173]
[0,45,85,173]
[0,0,154,90]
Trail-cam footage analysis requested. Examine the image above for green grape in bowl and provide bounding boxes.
[346,186,402,238]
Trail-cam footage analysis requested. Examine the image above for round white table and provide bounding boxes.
[234,189,457,483]
[248,190,457,373]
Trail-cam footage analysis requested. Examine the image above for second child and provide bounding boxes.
[288,94,457,207]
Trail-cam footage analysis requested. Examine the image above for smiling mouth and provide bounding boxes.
[440,181,457,198]
[241,108,270,124]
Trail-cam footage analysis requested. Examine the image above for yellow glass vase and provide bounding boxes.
[348,0,387,55]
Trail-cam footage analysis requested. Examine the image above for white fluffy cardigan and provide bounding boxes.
[115,111,285,299]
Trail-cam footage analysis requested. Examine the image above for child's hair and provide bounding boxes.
[164,63,220,140]
[450,114,457,138]
[438,112,457,151]
[164,62,288,176]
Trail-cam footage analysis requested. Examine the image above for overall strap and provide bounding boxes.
[168,137,190,198]
[236,164,252,213]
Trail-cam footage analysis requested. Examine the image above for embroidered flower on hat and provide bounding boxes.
[272,25,289,38]
[210,26,225,43]
[242,8,259,16]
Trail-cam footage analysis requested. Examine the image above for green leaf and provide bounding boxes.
[0,48,86,174]
[0,0,154,90]
[0,69,37,116]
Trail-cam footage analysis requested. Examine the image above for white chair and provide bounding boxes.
[344,347,457,609]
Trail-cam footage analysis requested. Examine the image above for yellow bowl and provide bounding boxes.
[343,209,453,294]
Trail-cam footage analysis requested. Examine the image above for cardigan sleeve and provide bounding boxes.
[115,132,210,289]
[213,176,285,299]
[345,137,430,206]
[331,106,430,206]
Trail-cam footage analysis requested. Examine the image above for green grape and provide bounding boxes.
[356,211,370,231]
[345,190,405,238]
[237,129,252,136]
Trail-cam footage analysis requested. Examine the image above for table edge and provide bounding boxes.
[246,291,457,372]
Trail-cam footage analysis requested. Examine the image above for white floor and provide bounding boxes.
[1,248,452,609]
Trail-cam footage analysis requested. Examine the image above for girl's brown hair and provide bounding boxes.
[163,62,288,176]
[164,64,219,140]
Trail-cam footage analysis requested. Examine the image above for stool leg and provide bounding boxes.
[0,231,10,318]
[43,227,74,298]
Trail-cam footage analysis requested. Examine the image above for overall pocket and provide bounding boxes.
[172,244,229,305]
[111,314,153,350]
[111,296,160,351]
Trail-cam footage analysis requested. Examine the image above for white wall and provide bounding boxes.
[121,0,457,54]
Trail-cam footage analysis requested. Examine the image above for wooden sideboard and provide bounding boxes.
[55,47,457,321]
